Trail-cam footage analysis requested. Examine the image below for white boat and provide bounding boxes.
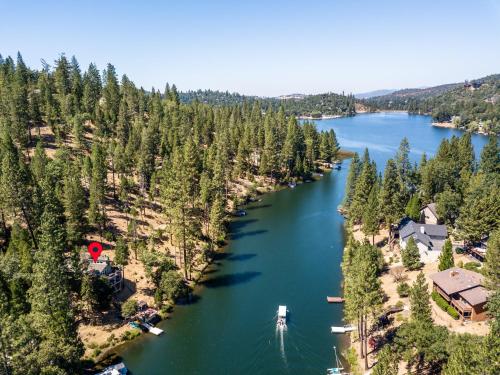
[142,322,164,335]
[326,346,347,374]
[330,324,355,333]
[277,305,287,327]
[97,362,127,375]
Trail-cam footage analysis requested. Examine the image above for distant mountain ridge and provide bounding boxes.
[354,89,396,99]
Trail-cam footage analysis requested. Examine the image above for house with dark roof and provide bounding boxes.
[399,220,447,263]
[430,267,490,321]
[420,203,440,224]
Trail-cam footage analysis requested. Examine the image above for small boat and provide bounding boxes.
[335,164,341,170]
[128,321,141,329]
[288,182,296,188]
[277,305,287,328]
[331,324,355,334]
[327,296,345,303]
[97,362,128,375]
[326,346,347,374]
[233,210,247,217]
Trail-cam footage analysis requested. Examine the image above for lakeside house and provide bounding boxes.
[420,203,440,224]
[86,255,124,293]
[430,267,490,321]
[399,220,448,263]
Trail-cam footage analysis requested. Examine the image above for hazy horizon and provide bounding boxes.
[1,0,499,96]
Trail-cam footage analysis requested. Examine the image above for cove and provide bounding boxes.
[117,113,489,375]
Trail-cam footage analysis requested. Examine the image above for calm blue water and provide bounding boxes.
[118,113,489,375]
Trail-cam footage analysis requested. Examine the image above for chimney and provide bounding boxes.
[420,226,425,234]
[450,270,459,277]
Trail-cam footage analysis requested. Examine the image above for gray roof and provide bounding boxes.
[400,220,447,249]
[459,286,490,306]
[430,267,484,295]
[423,203,439,219]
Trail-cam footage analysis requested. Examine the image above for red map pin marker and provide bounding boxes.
[88,242,103,263]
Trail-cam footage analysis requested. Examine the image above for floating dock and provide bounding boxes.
[331,325,355,334]
[327,296,345,303]
[142,322,164,335]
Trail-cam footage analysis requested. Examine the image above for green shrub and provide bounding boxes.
[395,300,404,309]
[92,348,102,358]
[88,341,98,349]
[446,305,460,319]
[99,342,110,349]
[120,329,141,342]
[463,262,481,271]
[397,282,411,297]
[431,291,460,320]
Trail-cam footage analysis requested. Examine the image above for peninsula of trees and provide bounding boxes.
[180,89,357,118]
[0,52,341,374]
[364,74,500,134]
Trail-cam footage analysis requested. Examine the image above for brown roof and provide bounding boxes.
[459,286,490,306]
[430,267,484,295]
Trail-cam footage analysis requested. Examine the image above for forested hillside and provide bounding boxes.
[180,89,357,117]
[364,75,500,134]
[0,52,341,374]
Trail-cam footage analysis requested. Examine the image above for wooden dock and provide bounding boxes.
[327,296,345,303]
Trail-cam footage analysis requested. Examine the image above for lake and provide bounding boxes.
[117,113,489,374]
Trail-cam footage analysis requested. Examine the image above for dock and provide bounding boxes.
[331,325,355,334]
[142,322,164,335]
[327,296,345,303]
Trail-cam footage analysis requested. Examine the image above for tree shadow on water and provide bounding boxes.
[246,204,272,210]
[230,230,268,240]
[201,271,262,288]
[230,218,259,233]
[227,253,257,261]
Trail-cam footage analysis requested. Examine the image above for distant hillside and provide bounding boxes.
[364,74,500,134]
[354,89,396,99]
[180,90,357,117]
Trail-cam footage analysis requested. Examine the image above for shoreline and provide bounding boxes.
[432,121,456,129]
[297,114,345,120]
[92,154,354,370]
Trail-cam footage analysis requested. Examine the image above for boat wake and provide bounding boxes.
[276,323,289,369]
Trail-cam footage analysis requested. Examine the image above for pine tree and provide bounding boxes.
[342,152,361,209]
[456,174,499,242]
[405,194,421,221]
[115,237,130,267]
[28,178,83,373]
[102,63,120,127]
[63,163,87,246]
[209,194,226,247]
[438,239,454,271]
[88,142,107,233]
[410,272,432,323]
[349,149,377,223]
[362,183,379,244]
[82,63,102,116]
[402,236,421,270]
[479,136,499,174]
[379,159,405,248]
[372,346,399,375]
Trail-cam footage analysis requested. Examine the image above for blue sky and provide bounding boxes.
[1,0,499,96]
